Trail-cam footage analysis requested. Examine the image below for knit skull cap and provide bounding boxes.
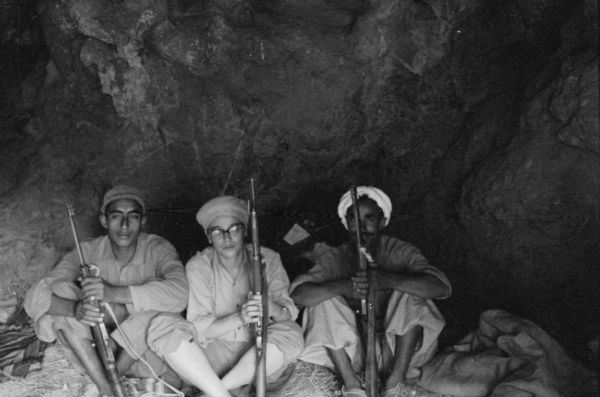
[101,185,145,214]
[337,186,392,229]
[196,195,249,231]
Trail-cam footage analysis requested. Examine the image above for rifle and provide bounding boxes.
[67,205,126,397]
[249,179,268,397]
[350,186,377,397]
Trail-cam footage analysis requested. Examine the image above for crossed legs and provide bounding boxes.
[164,340,285,397]
[327,325,423,392]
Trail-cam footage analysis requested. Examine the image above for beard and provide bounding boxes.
[350,230,379,250]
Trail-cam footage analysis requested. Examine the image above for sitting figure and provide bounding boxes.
[290,186,452,397]
[148,195,303,397]
[24,185,188,396]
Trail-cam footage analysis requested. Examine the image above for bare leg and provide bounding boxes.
[327,347,362,390]
[384,326,422,390]
[164,340,232,397]
[57,329,113,395]
[221,343,285,390]
[104,304,134,374]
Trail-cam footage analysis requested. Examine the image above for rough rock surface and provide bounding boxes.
[0,0,598,365]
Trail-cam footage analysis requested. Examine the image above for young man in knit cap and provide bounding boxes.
[147,195,303,397]
[24,185,188,397]
[290,186,452,397]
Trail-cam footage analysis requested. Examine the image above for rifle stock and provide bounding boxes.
[350,187,377,397]
[249,179,268,397]
[67,205,126,397]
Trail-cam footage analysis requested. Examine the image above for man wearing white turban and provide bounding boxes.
[291,186,452,397]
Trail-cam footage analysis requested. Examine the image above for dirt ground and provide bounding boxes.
[0,342,445,397]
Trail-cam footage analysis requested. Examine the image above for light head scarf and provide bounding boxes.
[337,186,392,229]
[196,196,249,232]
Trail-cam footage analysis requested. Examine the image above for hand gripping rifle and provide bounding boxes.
[249,179,268,397]
[350,186,377,397]
[67,205,126,397]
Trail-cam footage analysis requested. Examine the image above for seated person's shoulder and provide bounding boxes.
[142,232,169,246]
[306,241,339,264]
[185,247,213,271]
[143,233,179,254]
[313,241,337,257]
[258,245,278,258]
[257,246,287,270]
[79,235,108,251]
[300,242,346,279]
[380,235,421,253]
[58,235,106,265]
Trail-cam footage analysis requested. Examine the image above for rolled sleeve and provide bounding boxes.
[130,239,188,313]
[421,267,452,299]
[24,278,56,342]
[289,250,340,295]
[289,272,321,294]
[24,250,82,342]
[185,260,216,345]
[264,249,299,321]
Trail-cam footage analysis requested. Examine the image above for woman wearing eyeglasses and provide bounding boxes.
[147,196,303,397]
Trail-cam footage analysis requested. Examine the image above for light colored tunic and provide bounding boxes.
[290,236,451,379]
[148,245,303,377]
[24,233,188,376]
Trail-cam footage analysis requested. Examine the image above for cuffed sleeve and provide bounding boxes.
[24,249,83,342]
[24,278,56,342]
[380,237,452,299]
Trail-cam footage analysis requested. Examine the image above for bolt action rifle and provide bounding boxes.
[249,179,268,397]
[67,205,126,397]
[350,186,377,397]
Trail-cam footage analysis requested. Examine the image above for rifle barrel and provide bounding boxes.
[249,179,267,397]
[348,187,377,397]
[67,205,87,269]
[66,205,126,397]
[350,187,368,315]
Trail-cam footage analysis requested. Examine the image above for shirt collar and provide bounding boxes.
[100,233,145,265]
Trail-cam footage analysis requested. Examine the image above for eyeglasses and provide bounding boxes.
[207,223,245,241]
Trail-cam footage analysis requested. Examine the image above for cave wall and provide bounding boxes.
[0,0,598,356]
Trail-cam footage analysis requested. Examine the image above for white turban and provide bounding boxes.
[337,186,392,229]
